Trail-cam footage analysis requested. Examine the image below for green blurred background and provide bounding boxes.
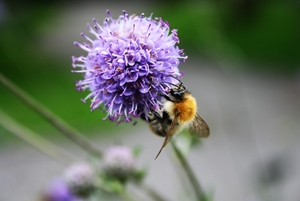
[1,1,300,201]
[0,0,299,142]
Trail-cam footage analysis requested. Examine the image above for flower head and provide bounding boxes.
[63,163,96,196]
[72,10,187,124]
[102,146,135,180]
[43,178,77,201]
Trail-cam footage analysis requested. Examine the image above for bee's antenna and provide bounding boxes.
[162,81,186,91]
[164,75,182,83]
[162,81,179,88]
[163,75,185,89]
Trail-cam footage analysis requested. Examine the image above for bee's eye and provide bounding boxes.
[172,90,181,97]
[170,89,176,95]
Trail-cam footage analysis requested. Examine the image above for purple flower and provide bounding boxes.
[63,163,96,196]
[72,10,187,124]
[102,146,135,180]
[43,178,77,201]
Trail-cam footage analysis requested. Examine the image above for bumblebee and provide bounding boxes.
[141,79,210,159]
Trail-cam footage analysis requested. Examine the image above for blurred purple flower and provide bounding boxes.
[43,178,76,201]
[103,146,135,180]
[63,163,96,196]
[72,10,187,124]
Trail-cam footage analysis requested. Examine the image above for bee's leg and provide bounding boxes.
[156,91,171,101]
[140,113,148,121]
[155,89,173,102]
[153,111,163,120]
[155,85,174,102]
[163,94,175,102]
[140,111,161,122]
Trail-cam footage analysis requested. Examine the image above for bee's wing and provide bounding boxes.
[189,113,210,138]
[154,114,178,160]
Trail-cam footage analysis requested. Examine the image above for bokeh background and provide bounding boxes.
[0,0,299,201]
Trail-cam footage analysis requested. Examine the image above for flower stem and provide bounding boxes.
[140,183,170,201]
[0,109,79,164]
[170,140,208,201]
[0,73,102,157]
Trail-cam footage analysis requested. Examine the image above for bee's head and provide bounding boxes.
[161,76,188,101]
[159,76,190,102]
[169,82,187,100]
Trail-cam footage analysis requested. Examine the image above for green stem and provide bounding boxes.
[0,109,79,165]
[118,192,134,201]
[170,140,208,201]
[140,183,169,201]
[0,73,102,157]
[120,191,141,201]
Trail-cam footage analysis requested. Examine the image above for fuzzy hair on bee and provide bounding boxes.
[141,78,210,159]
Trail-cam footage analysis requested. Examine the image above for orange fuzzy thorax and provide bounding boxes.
[164,93,197,124]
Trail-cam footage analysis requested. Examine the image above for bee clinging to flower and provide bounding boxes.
[72,10,207,159]
[141,77,210,159]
